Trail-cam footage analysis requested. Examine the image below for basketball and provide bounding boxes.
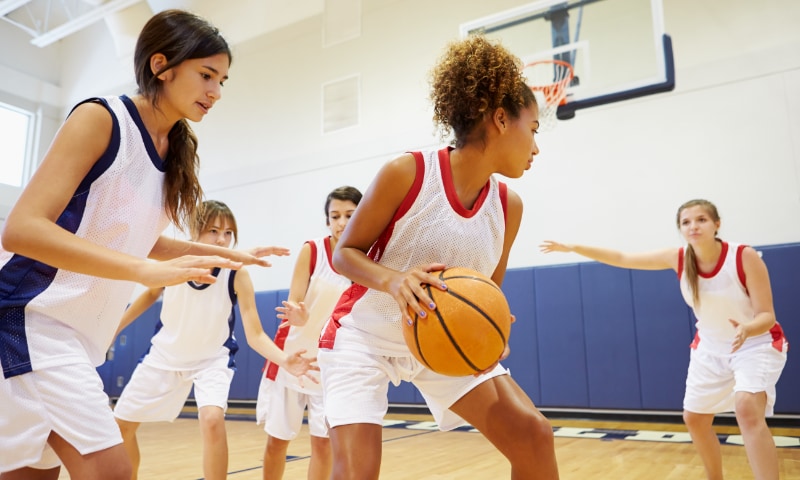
[403,267,512,377]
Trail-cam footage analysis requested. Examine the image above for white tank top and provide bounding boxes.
[143,268,239,371]
[0,95,170,378]
[679,241,786,354]
[266,237,351,392]
[320,147,508,356]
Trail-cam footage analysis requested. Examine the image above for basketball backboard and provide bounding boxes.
[460,0,674,120]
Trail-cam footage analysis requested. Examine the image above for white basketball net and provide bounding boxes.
[525,60,574,131]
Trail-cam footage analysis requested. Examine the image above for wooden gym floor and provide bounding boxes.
[55,407,800,479]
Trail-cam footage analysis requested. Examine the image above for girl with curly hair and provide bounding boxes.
[317,35,558,479]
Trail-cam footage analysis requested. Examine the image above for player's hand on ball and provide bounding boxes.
[388,263,448,325]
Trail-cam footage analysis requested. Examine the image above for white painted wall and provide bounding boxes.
[1,0,798,293]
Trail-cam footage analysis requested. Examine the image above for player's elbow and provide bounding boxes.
[0,219,28,254]
[332,247,347,272]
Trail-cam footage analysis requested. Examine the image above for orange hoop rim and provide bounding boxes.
[525,59,575,107]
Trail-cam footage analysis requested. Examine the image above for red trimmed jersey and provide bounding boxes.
[265,237,351,392]
[319,147,509,356]
[678,241,787,354]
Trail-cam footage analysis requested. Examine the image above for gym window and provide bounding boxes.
[0,102,33,187]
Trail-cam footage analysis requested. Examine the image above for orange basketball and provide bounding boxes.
[403,267,511,377]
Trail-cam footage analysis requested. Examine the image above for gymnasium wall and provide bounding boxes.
[102,241,799,414]
[1,1,799,290]
[1,0,799,414]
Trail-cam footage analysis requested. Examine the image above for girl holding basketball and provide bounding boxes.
[257,185,362,480]
[113,200,314,480]
[318,35,559,480]
[540,198,788,480]
[0,10,275,480]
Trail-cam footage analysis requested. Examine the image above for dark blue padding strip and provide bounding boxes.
[579,263,642,409]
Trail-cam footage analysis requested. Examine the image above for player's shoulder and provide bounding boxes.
[383,152,417,176]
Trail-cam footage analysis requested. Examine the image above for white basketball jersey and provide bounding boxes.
[320,148,508,356]
[679,241,787,354]
[266,237,351,392]
[0,95,170,378]
[143,268,239,371]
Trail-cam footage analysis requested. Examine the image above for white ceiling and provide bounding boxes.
[0,0,324,48]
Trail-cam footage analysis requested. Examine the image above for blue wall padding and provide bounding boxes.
[630,269,694,410]
[532,265,589,407]
[503,268,541,405]
[102,243,800,415]
[579,263,642,409]
[759,244,799,413]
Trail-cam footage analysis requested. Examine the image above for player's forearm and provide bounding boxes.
[333,246,396,292]
[566,244,629,268]
[747,311,777,337]
[115,289,161,335]
[247,331,289,365]
[3,217,151,283]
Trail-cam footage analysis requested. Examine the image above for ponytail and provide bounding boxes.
[684,244,701,306]
[164,119,202,229]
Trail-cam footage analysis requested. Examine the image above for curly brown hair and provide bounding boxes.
[429,35,536,148]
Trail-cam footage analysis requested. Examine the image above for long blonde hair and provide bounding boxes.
[676,199,720,306]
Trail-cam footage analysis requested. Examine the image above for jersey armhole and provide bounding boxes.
[736,244,749,294]
[228,270,238,304]
[71,97,121,193]
[498,182,508,225]
[306,240,318,276]
[677,247,684,279]
[393,152,425,221]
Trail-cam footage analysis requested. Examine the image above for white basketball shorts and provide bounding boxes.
[113,362,233,423]
[683,341,787,415]
[256,374,328,439]
[0,362,121,472]
[318,348,507,431]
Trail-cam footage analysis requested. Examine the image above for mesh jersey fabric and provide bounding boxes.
[0,95,169,378]
[320,147,508,356]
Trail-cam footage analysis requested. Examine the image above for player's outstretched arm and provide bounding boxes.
[235,268,319,380]
[540,240,678,271]
[275,242,314,327]
[114,286,164,338]
[147,235,289,267]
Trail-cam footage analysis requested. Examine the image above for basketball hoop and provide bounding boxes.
[525,59,574,131]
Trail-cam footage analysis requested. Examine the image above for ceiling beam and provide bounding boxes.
[0,0,32,17]
[31,0,143,48]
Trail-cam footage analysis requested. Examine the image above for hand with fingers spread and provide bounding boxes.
[282,349,320,383]
[248,245,291,259]
[225,245,290,268]
[387,263,448,326]
[539,240,573,253]
[276,300,309,327]
[139,255,243,288]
